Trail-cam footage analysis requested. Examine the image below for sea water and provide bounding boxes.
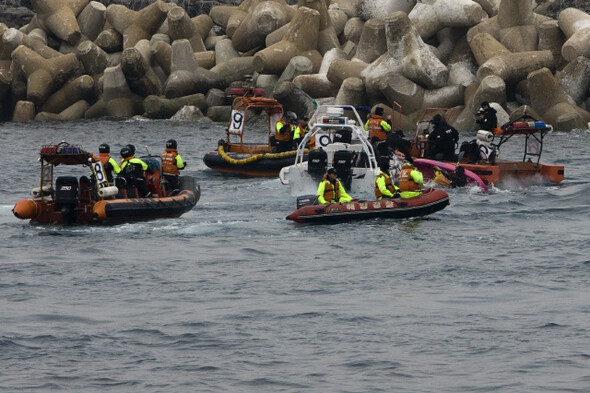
[0,120,589,392]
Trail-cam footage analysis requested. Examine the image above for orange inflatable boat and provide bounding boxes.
[13,142,200,225]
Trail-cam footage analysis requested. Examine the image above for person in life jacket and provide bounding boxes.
[92,143,121,184]
[161,139,186,192]
[374,157,400,200]
[119,145,150,197]
[293,114,312,148]
[275,111,296,152]
[317,167,353,204]
[364,107,392,142]
[398,161,424,199]
[433,165,467,188]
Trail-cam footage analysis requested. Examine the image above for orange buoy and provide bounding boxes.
[12,199,40,219]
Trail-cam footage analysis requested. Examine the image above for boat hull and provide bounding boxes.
[413,158,488,191]
[203,150,299,177]
[13,176,200,225]
[413,158,563,186]
[286,188,449,224]
[445,161,563,185]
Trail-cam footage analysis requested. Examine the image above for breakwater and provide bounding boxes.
[1,0,590,130]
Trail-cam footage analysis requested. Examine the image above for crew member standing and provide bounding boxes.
[364,107,392,142]
[161,139,186,192]
[475,101,498,131]
[119,145,150,197]
[275,111,296,152]
[93,143,120,184]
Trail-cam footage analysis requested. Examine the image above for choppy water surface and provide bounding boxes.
[1,120,589,392]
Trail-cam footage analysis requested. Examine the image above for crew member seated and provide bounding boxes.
[426,114,459,161]
[374,157,400,200]
[119,145,150,197]
[317,167,353,204]
[398,161,423,198]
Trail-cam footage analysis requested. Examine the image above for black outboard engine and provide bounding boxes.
[55,176,79,224]
[296,194,319,209]
[333,150,355,190]
[307,148,328,181]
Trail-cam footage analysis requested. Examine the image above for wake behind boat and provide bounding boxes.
[13,142,200,225]
[286,188,449,224]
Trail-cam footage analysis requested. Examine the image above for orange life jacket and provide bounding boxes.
[399,167,421,192]
[321,177,341,203]
[161,148,180,175]
[374,173,397,199]
[274,120,292,142]
[368,115,387,141]
[98,152,111,167]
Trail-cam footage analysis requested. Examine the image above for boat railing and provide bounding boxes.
[295,106,378,171]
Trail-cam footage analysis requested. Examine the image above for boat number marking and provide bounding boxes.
[229,110,245,134]
[92,161,108,188]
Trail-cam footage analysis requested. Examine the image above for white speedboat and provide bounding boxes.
[280,105,393,197]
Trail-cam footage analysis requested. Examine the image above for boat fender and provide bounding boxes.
[97,186,118,198]
[31,186,52,198]
[476,130,494,142]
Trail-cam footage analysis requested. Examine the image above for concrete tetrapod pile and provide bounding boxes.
[1,0,590,131]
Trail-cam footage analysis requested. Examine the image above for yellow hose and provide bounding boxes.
[217,144,307,165]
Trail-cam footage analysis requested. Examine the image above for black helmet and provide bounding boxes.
[375,107,384,116]
[166,139,177,149]
[99,143,110,153]
[126,144,135,155]
[120,146,132,158]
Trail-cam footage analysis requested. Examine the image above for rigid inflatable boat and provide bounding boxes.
[203,92,305,177]
[405,105,564,187]
[280,105,387,197]
[286,188,449,224]
[13,142,200,225]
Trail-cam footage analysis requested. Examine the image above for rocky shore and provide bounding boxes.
[2,0,590,130]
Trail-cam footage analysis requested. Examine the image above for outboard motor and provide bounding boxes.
[55,176,79,224]
[307,148,328,181]
[296,194,319,209]
[333,150,355,190]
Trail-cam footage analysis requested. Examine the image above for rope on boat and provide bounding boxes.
[217,144,307,165]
